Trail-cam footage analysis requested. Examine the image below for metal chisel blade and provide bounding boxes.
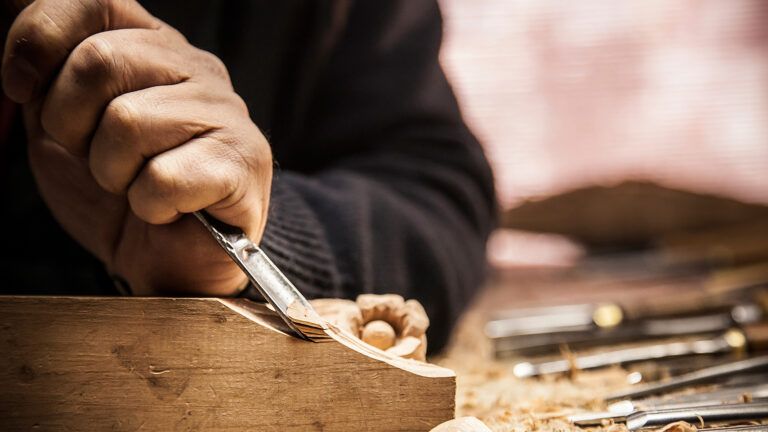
[570,383,768,427]
[606,355,768,402]
[513,331,742,378]
[193,211,328,341]
[626,401,768,430]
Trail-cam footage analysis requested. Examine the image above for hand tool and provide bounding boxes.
[721,372,768,388]
[485,303,624,339]
[570,383,768,427]
[626,401,768,430]
[625,355,738,384]
[610,382,768,413]
[194,211,328,341]
[605,355,768,402]
[513,329,748,378]
[491,303,762,357]
[699,424,768,432]
[514,321,768,378]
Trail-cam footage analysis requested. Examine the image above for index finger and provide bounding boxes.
[2,0,158,103]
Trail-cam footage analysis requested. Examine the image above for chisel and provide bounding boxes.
[606,354,768,402]
[626,401,768,430]
[515,322,768,378]
[492,303,762,357]
[513,329,747,378]
[570,383,768,426]
[194,211,329,341]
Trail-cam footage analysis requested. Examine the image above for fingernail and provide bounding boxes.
[2,57,39,103]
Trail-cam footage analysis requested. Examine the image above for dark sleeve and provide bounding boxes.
[250,0,497,352]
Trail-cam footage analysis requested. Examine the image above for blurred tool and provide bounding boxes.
[570,383,768,426]
[610,382,768,413]
[512,321,768,377]
[721,372,768,387]
[485,303,623,338]
[490,302,763,357]
[626,355,768,386]
[606,355,768,402]
[625,355,738,384]
[702,425,768,432]
[626,401,768,430]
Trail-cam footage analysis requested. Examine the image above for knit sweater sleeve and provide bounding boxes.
[245,1,497,352]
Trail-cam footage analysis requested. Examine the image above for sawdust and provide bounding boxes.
[659,421,698,432]
[436,305,638,431]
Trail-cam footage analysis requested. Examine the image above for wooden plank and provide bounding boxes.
[0,296,455,431]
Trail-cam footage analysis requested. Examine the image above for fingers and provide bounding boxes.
[89,82,221,194]
[112,213,249,296]
[126,136,238,224]
[40,28,191,156]
[126,129,271,237]
[2,0,159,103]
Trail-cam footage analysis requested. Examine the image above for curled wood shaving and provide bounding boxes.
[361,320,396,350]
[311,294,429,361]
[660,421,698,432]
[309,298,362,336]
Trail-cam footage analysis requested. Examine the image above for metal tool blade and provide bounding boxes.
[491,303,762,357]
[571,384,768,427]
[626,401,768,430]
[485,303,621,338]
[616,382,768,413]
[513,330,745,378]
[193,211,328,341]
[606,355,768,402]
[702,424,768,432]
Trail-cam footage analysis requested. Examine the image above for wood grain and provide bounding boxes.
[0,296,455,431]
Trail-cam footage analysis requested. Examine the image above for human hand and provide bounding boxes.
[2,0,272,295]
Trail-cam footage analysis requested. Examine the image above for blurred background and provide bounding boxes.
[434,3,768,426]
[438,0,768,269]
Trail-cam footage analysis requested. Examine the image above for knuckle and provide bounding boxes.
[89,158,121,194]
[69,35,117,83]
[145,158,176,199]
[103,95,143,138]
[197,49,231,82]
[218,159,242,196]
[161,25,189,44]
[10,6,61,56]
[89,96,145,194]
[128,158,180,224]
[224,135,267,193]
[142,158,180,201]
[228,93,249,116]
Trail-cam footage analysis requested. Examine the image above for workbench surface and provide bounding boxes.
[437,266,764,431]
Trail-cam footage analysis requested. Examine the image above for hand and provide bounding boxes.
[2,0,273,295]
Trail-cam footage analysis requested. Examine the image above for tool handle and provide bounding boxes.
[744,322,768,351]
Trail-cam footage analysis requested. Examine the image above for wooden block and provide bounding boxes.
[0,296,455,431]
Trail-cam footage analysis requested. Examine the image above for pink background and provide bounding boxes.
[440,0,768,209]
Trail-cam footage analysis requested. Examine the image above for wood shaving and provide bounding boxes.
[659,421,697,432]
[311,294,429,361]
